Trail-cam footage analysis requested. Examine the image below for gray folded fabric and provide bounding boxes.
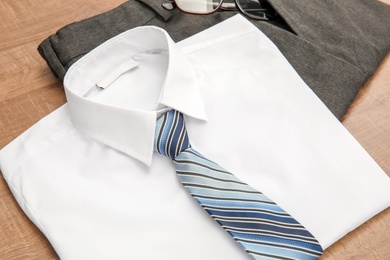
[38,0,390,120]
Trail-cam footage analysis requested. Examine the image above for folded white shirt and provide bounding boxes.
[0,15,389,259]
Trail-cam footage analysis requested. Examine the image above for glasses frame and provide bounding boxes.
[162,0,278,21]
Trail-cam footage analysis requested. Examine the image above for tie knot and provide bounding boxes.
[154,109,190,159]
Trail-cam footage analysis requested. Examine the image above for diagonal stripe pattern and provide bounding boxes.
[154,109,323,260]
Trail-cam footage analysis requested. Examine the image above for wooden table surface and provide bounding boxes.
[0,0,389,259]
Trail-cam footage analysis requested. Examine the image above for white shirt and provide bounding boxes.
[0,15,389,260]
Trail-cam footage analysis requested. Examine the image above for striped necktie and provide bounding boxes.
[154,109,323,260]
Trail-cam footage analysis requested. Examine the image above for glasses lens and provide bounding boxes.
[236,0,277,20]
[175,0,222,14]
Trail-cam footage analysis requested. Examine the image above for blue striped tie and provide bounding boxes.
[154,109,323,260]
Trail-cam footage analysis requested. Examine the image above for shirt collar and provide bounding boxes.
[63,26,206,166]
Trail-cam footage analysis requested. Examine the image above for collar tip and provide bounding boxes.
[144,159,153,167]
[123,148,153,167]
[197,114,208,122]
[138,155,153,167]
[192,110,208,121]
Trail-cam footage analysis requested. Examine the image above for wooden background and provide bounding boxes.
[0,0,389,259]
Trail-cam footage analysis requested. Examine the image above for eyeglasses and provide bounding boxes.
[162,0,278,21]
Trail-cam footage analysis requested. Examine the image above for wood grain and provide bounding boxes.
[0,0,389,259]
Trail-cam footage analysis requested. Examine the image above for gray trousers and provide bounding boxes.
[38,0,390,120]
